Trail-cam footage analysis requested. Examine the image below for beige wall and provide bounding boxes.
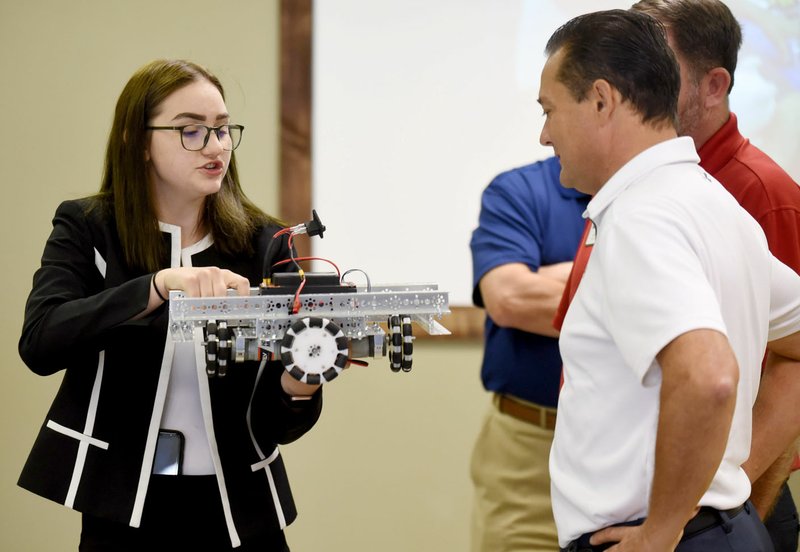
[283,340,487,550]
[0,2,489,550]
[6,3,797,552]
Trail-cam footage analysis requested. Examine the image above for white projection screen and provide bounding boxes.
[312,0,800,306]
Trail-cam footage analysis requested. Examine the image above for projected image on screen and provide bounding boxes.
[729,0,800,176]
[313,0,800,305]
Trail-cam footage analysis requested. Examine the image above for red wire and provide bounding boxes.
[270,228,341,314]
[271,257,341,278]
[292,277,307,314]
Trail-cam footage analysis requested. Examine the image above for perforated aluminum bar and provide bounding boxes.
[168,284,450,343]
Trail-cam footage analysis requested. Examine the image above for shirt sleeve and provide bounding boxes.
[19,200,154,375]
[470,174,543,307]
[598,205,727,384]
[759,207,800,276]
[250,361,323,445]
[768,254,800,342]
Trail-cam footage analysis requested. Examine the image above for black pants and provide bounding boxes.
[764,483,800,552]
[561,501,774,552]
[79,475,290,552]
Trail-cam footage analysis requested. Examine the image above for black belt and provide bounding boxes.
[682,504,746,539]
[561,504,747,552]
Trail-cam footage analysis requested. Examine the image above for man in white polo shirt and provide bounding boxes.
[537,10,800,552]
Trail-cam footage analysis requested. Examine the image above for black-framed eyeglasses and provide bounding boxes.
[147,124,245,151]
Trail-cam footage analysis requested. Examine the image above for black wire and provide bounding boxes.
[341,268,372,292]
[263,229,291,281]
[287,234,303,273]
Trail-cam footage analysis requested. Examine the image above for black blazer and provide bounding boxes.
[18,198,322,546]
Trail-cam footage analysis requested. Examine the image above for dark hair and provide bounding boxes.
[631,0,742,93]
[545,9,680,127]
[90,59,279,272]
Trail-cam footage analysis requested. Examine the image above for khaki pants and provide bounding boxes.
[470,396,559,552]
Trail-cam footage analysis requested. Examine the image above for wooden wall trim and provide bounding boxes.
[279,0,312,259]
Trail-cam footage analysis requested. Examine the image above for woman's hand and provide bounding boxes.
[280,371,322,399]
[155,266,251,299]
[138,266,251,318]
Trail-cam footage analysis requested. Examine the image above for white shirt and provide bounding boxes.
[159,227,217,475]
[551,137,800,546]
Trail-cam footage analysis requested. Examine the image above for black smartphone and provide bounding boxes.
[153,430,184,476]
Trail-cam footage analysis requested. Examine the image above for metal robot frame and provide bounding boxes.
[168,281,450,384]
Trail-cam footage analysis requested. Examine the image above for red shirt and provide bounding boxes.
[699,113,800,273]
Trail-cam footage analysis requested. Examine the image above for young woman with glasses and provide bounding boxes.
[18,59,322,551]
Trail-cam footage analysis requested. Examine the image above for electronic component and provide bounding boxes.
[168,210,450,382]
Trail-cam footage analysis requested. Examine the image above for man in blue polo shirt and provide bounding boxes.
[469,156,588,551]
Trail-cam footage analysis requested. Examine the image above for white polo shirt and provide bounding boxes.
[550,137,800,546]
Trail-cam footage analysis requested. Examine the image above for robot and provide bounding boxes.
[168,211,450,384]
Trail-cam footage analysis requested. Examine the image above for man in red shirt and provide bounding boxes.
[554,2,800,550]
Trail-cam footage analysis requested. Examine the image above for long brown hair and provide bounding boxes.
[91,59,280,272]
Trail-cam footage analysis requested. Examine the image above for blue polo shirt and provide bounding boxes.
[470,157,589,407]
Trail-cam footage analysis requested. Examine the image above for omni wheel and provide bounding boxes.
[388,315,402,372]
[217,322,231,377]
[400,315,413,372]
[280,317,349,384]
[205,320,232,378]
[205,321,219,377]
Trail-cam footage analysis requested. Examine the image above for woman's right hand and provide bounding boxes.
[154,266,251,300]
